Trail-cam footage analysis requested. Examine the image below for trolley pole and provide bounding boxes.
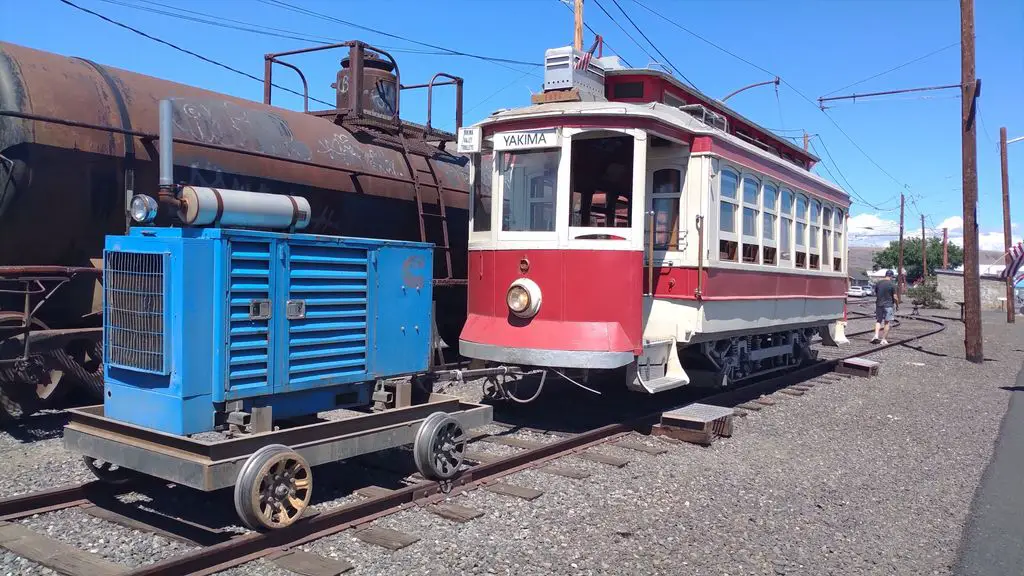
[961,0,983,362]
[898,193,905,298]
[1000,126,1014,323]
[943,227,949,269]
[803,131,809,152]
[574,0,584,51]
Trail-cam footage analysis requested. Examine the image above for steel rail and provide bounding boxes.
[0,314,947,575]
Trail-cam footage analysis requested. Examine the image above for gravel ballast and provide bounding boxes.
[0,311,1019,575]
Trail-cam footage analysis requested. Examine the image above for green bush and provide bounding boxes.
[906,277,945,309]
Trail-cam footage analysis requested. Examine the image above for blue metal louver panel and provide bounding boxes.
[282,243,369,391]
[226,239,273,394]
[103,250,170,375]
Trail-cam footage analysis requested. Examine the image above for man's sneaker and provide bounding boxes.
[870,337,880,344]
[880,339,888,345]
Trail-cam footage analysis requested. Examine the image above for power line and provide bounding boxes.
[821,41,960,97]
[589,0,669,78]
[259,0,541,74]
[608,0,697,89]
[557,0,632,67]
[812,136,899,212]
[97,0,451,56]
[57,0,335,107]
[631,0,914,206]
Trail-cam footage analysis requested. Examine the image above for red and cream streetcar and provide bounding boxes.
[456,45,849,394]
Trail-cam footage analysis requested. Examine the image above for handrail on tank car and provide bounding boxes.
[264,58,309,113]
[263,41,402,126]
[402,73,465,135]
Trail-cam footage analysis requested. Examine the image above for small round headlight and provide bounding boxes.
[129,194,159,224]
[507,285,530,314]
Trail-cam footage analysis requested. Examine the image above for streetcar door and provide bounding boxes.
[645,163,686,260]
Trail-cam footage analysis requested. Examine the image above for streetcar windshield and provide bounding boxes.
[569,132,634,237]
[499,149,559,232]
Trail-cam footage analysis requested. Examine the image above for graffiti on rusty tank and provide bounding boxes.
[315,132,402,179]
[171,98,312,161]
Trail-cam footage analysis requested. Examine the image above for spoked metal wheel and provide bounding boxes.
[83,456,138,485]
[233,444,312,530]
[0,313,70,410]
[413,412,467,480]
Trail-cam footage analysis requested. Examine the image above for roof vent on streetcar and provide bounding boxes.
[541,45,620,102]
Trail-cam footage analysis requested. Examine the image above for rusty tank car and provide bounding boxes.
[0,39,472,415]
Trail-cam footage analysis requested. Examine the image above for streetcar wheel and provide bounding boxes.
[413,412,467,480]
[83,456,138,485]
[234,445,312,531]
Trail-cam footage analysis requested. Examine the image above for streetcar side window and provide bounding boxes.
[795,193,808,268]
[472,152,494,233]
[762,183,778,266]
[822,205,833,273]
[652,168,683,250]
[809,199,821,270]
[718,168,739,261]
[741,175,760,263]
[780,188,794,266]
[500,149,559,232]
[833,208,844,271]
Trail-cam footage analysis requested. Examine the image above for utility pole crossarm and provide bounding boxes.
[817,83,962,109]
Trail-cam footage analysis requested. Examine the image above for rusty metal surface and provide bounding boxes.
[0,40,471,269]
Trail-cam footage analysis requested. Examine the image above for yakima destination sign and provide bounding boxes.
[493,129,561,150]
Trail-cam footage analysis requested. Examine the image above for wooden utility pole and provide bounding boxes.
[1000,127,1014,323]
[961,0,983,362]
[898,193,905,298]
[943,228,949,268]
[574,0,584,51]
[803,131,809,152]
[921,214,928,281]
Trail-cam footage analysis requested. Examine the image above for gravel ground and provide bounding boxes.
[0,311,1019,576]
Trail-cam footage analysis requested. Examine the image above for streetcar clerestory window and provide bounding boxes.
[500,149,559,232]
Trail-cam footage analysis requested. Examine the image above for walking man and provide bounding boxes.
[871,269,898,344]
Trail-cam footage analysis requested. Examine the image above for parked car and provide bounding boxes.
[847,285,867,297]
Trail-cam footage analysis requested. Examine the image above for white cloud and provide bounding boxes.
[936,216,963,231]
[848,212,1021,250]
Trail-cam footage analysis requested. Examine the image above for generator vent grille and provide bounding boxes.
[103,250,169,374]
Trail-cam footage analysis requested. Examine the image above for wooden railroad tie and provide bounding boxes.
[353,527,420,551]
[0,521,124,576]
[835,357,881,378]
[652,403,734,447]
[483,482,544,501]
[271,550,354,576]
[428,503,484,523]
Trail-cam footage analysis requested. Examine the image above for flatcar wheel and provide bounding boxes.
[413,412,466,480]
[83,456,137,485]
[234,444,312,531]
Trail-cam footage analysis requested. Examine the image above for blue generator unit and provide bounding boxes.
[101,227,433,436]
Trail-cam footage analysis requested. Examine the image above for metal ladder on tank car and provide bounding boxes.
[396,132,455,284]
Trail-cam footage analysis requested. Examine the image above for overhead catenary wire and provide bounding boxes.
[259,0,542,74]
[630,0,915,208]
[820,41,961,98]
[608,0,698,89]
[57,0,336,107]
[557,0,633,68]
[589,0,675,81]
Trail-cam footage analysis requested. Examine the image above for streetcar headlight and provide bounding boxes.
[129,194,158,224]
[506,278,541,318]
[507,286,530,313]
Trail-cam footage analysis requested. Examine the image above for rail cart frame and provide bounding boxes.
[63,393,491,493]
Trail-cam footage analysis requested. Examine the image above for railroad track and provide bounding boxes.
[0,314,946,576]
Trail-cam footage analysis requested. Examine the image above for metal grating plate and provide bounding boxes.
[104,250,168,374]
[663,403,734,424]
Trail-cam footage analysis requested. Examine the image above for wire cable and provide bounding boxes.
[259,0,541,72]
[57,0,335,107]
[557,0,632,67]
[820,41,960,98]
[590,0,666,76]
[609,0,697,89]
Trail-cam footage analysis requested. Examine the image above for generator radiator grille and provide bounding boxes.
[103,251,169,374]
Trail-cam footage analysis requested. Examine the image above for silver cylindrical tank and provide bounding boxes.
[177,186,312,230]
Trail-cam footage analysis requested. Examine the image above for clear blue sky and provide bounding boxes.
[3,0,1023,252]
